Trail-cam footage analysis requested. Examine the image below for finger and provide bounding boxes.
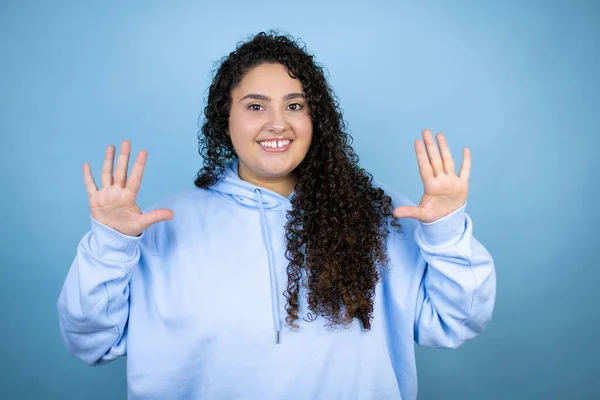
[436,133,456,175]
[101,144,115,188]
[458,147,471,181]
[415,139,434,182]
[114,140,131,188]
[83,162,98,198]
[422,129,444,176]
[393,205,426,221]
[126,150,147,195]
[140,208,174,230]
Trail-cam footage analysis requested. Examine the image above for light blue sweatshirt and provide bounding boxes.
[57,158,496,399]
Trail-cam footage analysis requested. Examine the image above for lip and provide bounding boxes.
[256,136,294,142]
[257,138,294,153]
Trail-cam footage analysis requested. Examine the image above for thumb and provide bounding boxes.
[140,208,175,229]
[392,205,424,220]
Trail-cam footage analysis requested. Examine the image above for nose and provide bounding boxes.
[266,108,287,134]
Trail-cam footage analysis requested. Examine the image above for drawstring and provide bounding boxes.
[255,189,282,344]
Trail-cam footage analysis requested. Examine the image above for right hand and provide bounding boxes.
[83,140,174,237]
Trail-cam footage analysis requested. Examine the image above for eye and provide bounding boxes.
[247,104,264,111]
[287,103,304,111]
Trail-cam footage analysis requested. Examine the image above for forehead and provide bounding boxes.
[234,63,304,95]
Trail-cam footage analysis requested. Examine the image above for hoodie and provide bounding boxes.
[57,158,496,400]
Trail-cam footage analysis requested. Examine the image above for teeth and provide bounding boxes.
[260,140,291,148]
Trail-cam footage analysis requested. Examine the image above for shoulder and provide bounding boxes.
[371,179,420,238]
[138,187,215,252]
[141,187,212,215]
[372,179,416,208]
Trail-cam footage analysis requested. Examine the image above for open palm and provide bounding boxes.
[83,140,174,237]
[393,130,470,223]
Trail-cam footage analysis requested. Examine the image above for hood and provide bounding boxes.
[208,158,293,210]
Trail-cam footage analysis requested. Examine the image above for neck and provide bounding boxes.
[237,163,296,198]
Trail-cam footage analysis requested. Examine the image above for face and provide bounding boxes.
[228,62,313,194]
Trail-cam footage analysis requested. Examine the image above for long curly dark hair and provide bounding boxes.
[194,31,400,330]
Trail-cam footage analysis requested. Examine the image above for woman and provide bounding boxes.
[58,32,496,399]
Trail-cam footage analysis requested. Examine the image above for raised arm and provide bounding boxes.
[392,129,496,347]
[57,140,173,365]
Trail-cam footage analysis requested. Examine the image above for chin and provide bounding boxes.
[259,166,296,180]
[257,158,299,177]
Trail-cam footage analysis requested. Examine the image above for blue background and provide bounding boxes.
[1,0,599,398]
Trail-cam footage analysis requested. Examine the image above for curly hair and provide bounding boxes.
[194,31,400,330]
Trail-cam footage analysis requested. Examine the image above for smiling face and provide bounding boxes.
[228,62,313,196]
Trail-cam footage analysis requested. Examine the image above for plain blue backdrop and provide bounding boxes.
[1,0,599,399]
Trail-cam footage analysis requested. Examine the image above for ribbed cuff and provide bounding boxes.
[417,202,467,248]
[89,214,144,261]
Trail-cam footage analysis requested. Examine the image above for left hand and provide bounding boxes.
[393,129,470,223]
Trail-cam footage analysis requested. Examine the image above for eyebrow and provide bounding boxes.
[239,93,305,102]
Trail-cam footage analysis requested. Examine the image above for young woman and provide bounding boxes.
[58,32,496,399]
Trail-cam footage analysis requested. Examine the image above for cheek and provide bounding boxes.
[229,113,264,143]
[293,116,313,142]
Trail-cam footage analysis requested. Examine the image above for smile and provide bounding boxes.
[258,139,293,152]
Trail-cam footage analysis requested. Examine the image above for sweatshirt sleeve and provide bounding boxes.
[413,202,496,348]
[57,215,145,366]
